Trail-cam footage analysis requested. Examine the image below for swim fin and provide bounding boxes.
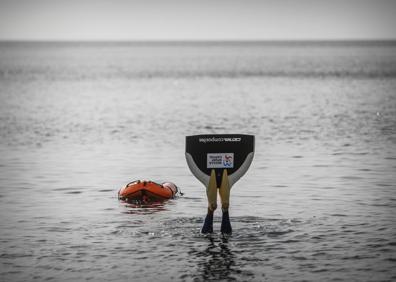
[221,211,232,234]
[201,213,213,234]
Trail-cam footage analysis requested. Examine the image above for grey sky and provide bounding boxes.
[0,0,395,40]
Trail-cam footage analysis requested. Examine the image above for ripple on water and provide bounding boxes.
[65,191,83,194]
[106,215,304,280]
[98,189,114,192]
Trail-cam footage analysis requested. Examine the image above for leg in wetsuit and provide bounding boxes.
[202,169,232,234]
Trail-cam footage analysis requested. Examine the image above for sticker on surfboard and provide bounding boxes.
[207,153,234,168]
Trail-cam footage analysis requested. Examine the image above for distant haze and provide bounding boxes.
[0,0,395,41]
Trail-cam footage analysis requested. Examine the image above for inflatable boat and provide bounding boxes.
[118,180,178,203]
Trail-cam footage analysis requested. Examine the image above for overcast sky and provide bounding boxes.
[0,0,395,41]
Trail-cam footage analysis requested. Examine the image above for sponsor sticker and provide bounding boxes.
[207,153,234,168]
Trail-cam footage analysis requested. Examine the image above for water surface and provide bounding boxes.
[0,41,396,281]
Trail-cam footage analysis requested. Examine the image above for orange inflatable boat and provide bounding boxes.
[118,180,179,203]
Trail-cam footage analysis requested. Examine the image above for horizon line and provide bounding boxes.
[1,38,396,43]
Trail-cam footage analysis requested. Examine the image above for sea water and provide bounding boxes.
[0,41,395,281]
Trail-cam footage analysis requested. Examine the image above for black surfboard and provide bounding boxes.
[185,134,254,188]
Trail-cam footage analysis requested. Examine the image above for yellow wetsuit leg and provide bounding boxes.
[207,169,218,211]
[218,169,230,211]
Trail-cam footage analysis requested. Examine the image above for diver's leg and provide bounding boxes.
[202,169,217,234]
[219,169,232,234]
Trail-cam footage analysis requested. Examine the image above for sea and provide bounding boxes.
[0,41,395,281]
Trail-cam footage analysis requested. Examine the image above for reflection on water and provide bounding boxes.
[192,236,239,282]
[0,42,396,281]
[121,201,168,214]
